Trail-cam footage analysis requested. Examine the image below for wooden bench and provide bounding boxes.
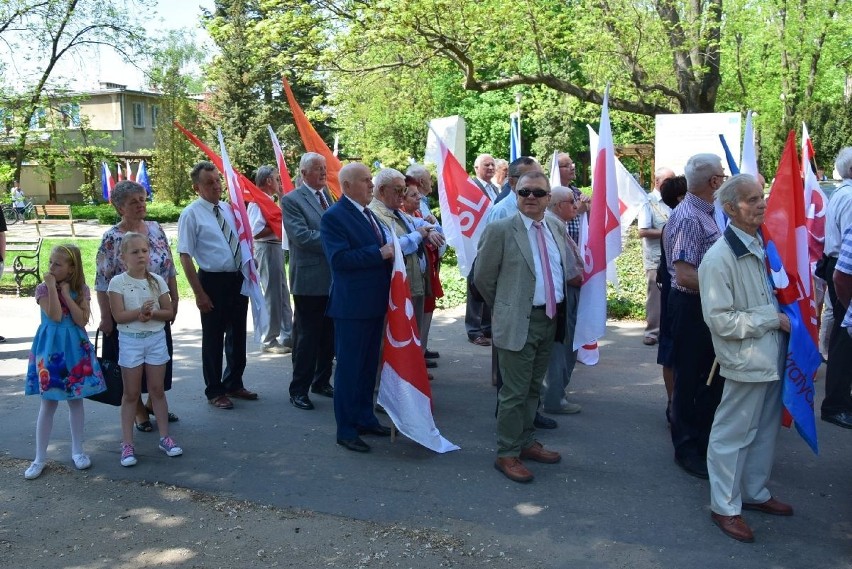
[3,237,42,296]
[34,204,76,236]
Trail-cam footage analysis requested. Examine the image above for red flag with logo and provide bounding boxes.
[377,233,459,453]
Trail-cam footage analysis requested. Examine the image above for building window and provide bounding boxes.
[151,105,160,128]
[29,108,47,130]
[132,102,145,128]
[60,103,81,128]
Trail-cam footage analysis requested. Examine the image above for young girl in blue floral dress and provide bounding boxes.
[24,244,106,479]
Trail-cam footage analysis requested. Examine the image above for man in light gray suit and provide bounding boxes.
[281,152,335,411]
[474,171,577,484]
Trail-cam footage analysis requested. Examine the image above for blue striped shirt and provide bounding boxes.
[837,227,852,328]
[663,192,721,294]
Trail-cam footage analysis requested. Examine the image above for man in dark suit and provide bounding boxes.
[321,163,395,452]
[465,153,498,346]
[474,171,574,483]
[281,152,336,411]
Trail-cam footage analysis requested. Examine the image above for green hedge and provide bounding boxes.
[71,202,186,225]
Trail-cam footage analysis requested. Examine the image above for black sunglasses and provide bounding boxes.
[517,188,549,198]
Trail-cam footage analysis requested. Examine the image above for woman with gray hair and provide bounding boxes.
[95,180,180,430]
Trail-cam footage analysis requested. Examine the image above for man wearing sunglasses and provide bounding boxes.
[474,171,579,483]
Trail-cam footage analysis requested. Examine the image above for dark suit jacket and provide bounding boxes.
[281,184,332,296]
[321,196,391,320]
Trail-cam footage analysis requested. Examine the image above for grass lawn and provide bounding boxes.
[1,237,194,300]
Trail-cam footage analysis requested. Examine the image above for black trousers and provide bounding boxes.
[822,257,852,415]
[668,289,724,460]
[289,294,335,397]
[465,275,492,340]
[199,270,248,399]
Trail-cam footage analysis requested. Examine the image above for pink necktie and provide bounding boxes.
[533,221,557,319]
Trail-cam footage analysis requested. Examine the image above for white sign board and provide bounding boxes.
[655,113,742,175]
[425,115,466,168]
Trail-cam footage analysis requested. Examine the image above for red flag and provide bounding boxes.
[377,233,459,453]
[802,123,827,270]
[281,76,342,198]
[574,86,622,352]
[432,130,491,277]
[217,127,268,338]
[116,163,124,182]
[267,125,295,193]
[174,121,283,241]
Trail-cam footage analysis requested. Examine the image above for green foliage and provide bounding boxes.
[70,201,185,225]
[802,101,852,172]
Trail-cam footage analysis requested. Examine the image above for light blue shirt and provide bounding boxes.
[485,193,518,224]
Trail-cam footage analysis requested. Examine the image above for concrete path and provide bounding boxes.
[1,276,850,567]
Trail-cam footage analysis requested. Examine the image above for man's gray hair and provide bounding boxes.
[255,164,276,187]
[190,161,217,185]
[835,147,852,180]
[547,185,574,211]
[715,173,758,207]
[494,158,508,169]
[299,152,325,172]
[372,167,405,196]
[517,171,550,191]
[684,153,722,190]
[474,154,493,168]
[406,163,429,179]
[111,180,147,208]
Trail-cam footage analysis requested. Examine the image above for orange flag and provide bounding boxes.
[281,77,342,198]
[174,121,283,241]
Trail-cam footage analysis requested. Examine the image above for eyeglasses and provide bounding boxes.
[517,188,549,198]
[386,186,406,195]
[711,174,729,183]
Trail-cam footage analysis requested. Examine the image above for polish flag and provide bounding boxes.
[377,233,459,453]
[101,162,115,201]
[125,159,134,183]
[217,127,269,338]
[802,123,827,270]
[116,163,124,182]
[573,86,621,353]
[267,125,295,193]
[175,121,283,241]
[432,128,491,277]
[587,126,648,235]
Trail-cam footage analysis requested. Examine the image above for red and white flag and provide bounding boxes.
[432,127,491,277]
[802,123,827,272]
[377,233,459,453]
[217,128,268,339]
[587,126,648,236]
[574,87,622,353]
[125,159,134,183]
[267,125,295,194]
[116,163,124,182]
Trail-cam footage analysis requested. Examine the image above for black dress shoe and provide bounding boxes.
[533,412,558,429]
[337,437,370,452]
[822,411,852,429]
[289,395,314,410]
[425,349,440,359]
[311,384,335,398]
[358,424,392,436]
[425,359,438,369]
[675,455,709,479]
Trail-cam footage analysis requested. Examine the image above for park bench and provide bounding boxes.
[34,204,76,236]
[3,237,42,296]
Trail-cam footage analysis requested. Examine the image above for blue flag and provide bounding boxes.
[509,114,521,162]
[101,162,114,201]
[136,160,152,197]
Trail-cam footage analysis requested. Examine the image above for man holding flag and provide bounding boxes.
[178,161,259,410]
[321,162,395,453]
[699,174,793,543]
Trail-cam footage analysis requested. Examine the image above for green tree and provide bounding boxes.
[148,31,205,205]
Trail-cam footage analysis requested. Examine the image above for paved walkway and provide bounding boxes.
[0,290,849,567]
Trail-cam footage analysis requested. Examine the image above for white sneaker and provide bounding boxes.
[159,436,183,457]
[120,443,137,467]
[72,453,91,470]
[24,461,45,480]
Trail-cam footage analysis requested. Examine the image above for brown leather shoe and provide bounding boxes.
[226,388,258,400]
[742,497,793,516]
[711,513,755,543]
[520,441,561,464]
[208,395,234,409]
[494,457,534,483]
[469,335,491,347]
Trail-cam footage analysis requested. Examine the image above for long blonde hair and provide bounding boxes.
[51,244,86,307]
[120,232,159,295]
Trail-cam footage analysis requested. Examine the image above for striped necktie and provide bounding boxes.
[316,190,329,210]
[533,221,557,319]
[214,204,241,266]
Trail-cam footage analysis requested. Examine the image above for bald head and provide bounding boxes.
[339,162,373,206]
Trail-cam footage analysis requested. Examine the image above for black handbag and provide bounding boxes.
[87,330,124,406]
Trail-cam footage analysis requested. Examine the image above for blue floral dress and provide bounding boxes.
[25,283,106,400]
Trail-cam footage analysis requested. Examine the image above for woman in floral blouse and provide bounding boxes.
[95,180,180,430]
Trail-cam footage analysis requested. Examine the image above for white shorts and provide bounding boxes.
[118,329,170,368]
